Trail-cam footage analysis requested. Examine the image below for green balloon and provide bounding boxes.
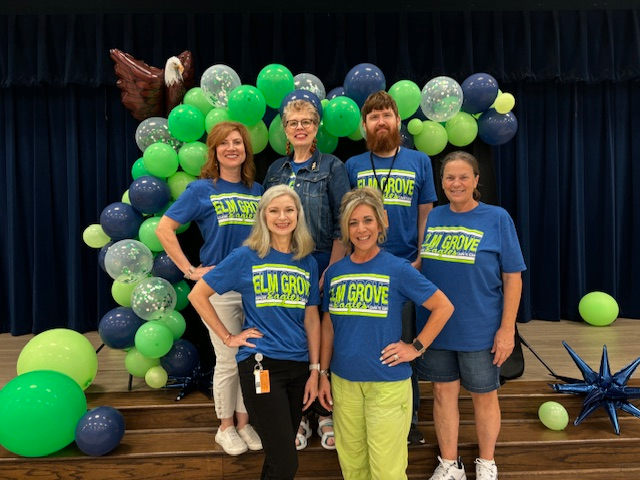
[538,401,569,431]
[83,223,111,248]
[178,141,208,176]
[248,120,269,154]
[256,63,294,109]
[138,217,164,252]
[167,171,196,200]
[578,291,619,326]
[388,80,421,120]
[323,97,360,137]
[176,221,191,234]
[172,280,191,311]
[347,126,364,141]
[407,118,424,136]
[145,365,169,389]
[131,157,152,180]
[125,346,161,377]
[0,370,87,457]
[205,107,231,133]
[134,321,174,358]
[445,112,478,147]
[316,123,339,154]
[111,278,141,307]
[228,85,267,126]
[167,104,206,142]
[268,114,288,156]
[143,143,179,178]
[156,310,187,339]
[183,87,215,116]
[16,328,98,390]
[414,121,448,156]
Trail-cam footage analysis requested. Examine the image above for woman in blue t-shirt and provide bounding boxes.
[416,151,526,480]
[188,185,321,480]
[318,187,454,480]
[156,121,264,456]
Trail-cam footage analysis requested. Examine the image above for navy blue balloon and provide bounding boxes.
[75,406,125,456]
[460,73,499,114]
[98,240,114,273]
[99,202,144,240]
[128,176,171,215]
[98,306,145,349]
[160,339,200,377]
[279,89,323,120]
[152,252,183,284]
[400,122,415,149]
[343,63,386,108]
[477,109,518,146]
[326,86,346,100]
[262,106,279,126]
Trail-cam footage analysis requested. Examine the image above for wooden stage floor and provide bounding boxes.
[1,318,640,392]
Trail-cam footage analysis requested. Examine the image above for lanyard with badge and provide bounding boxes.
[253,353,270,394]
[369,147,399,197]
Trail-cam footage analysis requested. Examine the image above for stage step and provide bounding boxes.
[0,380,639,479]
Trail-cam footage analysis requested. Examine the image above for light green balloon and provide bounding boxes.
[138,217,164,252]
[83,223,111,248]
[316,123,339,154]
[205,108,232,133]
[112,278,141,307]
[347,126,363,141]
[156,310,187,339]
[578,291,619,326]
[143,143,179,178]
[178,141,208,176]
[445,112,478,147]
[168,171,196,200]
[183,87,215,116]
[388,80,421,120]
[414,121,448,156]
[121,189,131,205]
[538,401,569,431]
[16,328,98,390]
[145,365,169,389]
[0,370,87,457]
[248,120,269,154]
[407,118,424,136]
[268,114,288,156]
[125,346,161,377]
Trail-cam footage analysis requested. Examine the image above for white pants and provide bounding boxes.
[205,291,247,419]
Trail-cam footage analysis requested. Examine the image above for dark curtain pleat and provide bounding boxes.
[2,10,640,333]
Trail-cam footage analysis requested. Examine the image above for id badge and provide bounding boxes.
[254,369,270,394]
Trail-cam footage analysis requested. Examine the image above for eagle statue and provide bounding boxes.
[109,48,195,121]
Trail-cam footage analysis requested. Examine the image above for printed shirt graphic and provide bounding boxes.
[354,169,416,207]
[421,226,484,264]
[164,179,263,265]
[327,273,390,317]
[205,247,320,363]
[252,263,311,309]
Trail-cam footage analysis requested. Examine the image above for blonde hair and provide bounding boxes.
[281,99,320,127]
[201,121,256,187]
[339,187,388,250]
[244,185,315,260]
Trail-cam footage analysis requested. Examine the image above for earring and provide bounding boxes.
[310,137,317,154]
[286,141,292,156]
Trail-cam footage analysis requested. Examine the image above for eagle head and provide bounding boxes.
[164,56,185,86]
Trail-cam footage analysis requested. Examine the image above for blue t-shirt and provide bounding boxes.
[204,246,321,362]
[417,202,527,351]
[164,178,263,266]
[322,250,438,382]
[345,147,437,261]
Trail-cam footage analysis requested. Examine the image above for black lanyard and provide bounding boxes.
[369,147,399,196]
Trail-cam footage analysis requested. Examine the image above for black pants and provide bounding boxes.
[239,356,309,480]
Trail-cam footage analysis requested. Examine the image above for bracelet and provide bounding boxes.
[309,363,320,371]
[319,369,330,377]
[223,333,231,346]
[184,265,196,280]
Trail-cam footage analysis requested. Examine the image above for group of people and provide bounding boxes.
[156,90,526,480]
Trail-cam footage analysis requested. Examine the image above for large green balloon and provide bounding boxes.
[578,291,619,326]
[388,80,421,120]
[256,63,294,109]
[268,114,287,156]
[135,321,174,359]
[143,143,179,178]
[413,121,448,156]
[538,401,569,431]
[205,108,232,133]
[156,310,186,339]
[125,346,161,377]
[17,328,98,390]
[168,171,196,200]
[323,97,360,137]
[178,141,208,176]
[445,112,478,147]
[183,87,215,116]
[228,85,267,126]
[138,217,164,252]
[0,370,87,457]
[247,120,269,154]
[167,104,205,143]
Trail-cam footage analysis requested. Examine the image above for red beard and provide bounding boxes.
[366,125,402,154]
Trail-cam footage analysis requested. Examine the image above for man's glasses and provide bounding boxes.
[285,119,315,129]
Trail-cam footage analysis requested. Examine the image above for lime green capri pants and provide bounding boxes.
[331,373,412,480]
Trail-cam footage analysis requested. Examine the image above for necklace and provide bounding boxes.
[369,147,399,196]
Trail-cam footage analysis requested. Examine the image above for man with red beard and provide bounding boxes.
[345,90,438,445]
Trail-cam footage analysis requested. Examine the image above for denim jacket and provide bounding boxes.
[264,150,350,253]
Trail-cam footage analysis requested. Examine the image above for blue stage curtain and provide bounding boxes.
[1,9,640,333]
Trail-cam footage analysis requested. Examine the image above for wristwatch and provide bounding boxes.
[412,338,426,354]
[309,363,320,371]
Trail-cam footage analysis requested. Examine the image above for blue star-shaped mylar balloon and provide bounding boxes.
[549,341,640,435]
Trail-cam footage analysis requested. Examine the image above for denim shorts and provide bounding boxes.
[416,348,500,393]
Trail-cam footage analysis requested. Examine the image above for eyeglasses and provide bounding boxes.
[285,119,315,129]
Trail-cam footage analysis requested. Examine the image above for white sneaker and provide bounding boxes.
[215,426,248,455]
[237,424,263,451]
[475,458,498,480]
[429,456,467,480]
